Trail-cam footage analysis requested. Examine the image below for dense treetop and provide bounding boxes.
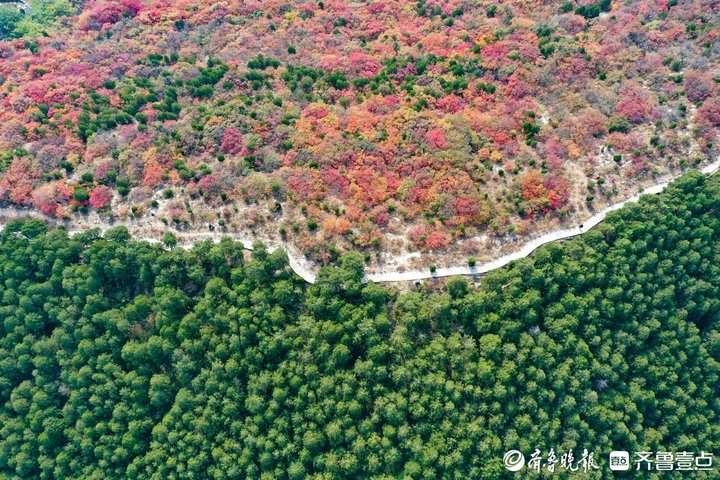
[0,171,719,478]
[0,0,719,261]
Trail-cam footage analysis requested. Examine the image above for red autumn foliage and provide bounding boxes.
[94,161,113,182]
[143,160,164,187]
[454,197,478,218]
[615,83,655,123]
[544,176,571,210]
[89,185,113,209]
[436,95,465,113]
[697,98,720,128]
[425,229,451,250]
[198,174,220,196]
[321,168,350,197]
[0,158,40,206]
[408,224,429,248]
[32,181,71,216]
[322,216,352,235]
[520,170,547,201]
[0,0,716,255]
[684,71,714,104]
[425,128,448,150]
[80,0,143,31]
[220,127,244,155]
[348,51,381,78]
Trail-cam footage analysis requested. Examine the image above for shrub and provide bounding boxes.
[73,186,89,202]
[162,232,178,248]
[247,54,280,70]
[608,116,630,134]
[0,6,22,39]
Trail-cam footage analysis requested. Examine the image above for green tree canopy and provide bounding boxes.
[0,172,719,478]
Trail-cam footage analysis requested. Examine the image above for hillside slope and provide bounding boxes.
[0,0,719,265]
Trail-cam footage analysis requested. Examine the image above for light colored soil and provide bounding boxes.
[0,160,717,284]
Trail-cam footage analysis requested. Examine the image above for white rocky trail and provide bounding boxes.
[367,160,720,283]
[0,160,718,284]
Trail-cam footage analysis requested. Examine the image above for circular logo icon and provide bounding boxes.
[504,450,525,472]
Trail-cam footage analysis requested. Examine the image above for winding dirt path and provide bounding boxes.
[367,160,720,283]
[0,160,718,284]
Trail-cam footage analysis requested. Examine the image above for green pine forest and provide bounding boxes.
[1,171,720,479]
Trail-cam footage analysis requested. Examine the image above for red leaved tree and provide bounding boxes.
[89,185,113,209]
[220,127,244,155]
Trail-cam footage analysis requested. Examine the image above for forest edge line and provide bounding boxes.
[0,158,718,284]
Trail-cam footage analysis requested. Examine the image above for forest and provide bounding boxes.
[1,170,719,478]
[0,0,719,262]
